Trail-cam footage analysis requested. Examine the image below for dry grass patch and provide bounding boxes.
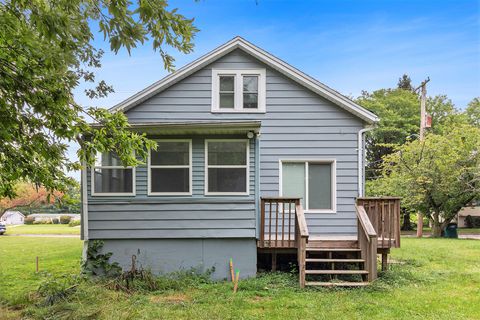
[149,293,191,305]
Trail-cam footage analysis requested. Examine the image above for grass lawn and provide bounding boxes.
[401,227,480,236]
[1,237,479,319]
[4,224,80,235]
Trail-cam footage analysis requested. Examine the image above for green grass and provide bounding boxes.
[1,237,479,319]
[401,227,480,235]
[4,224,80,235]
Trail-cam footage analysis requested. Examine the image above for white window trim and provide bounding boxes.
[148,139,193,196]
[279,159,337,213]
[205,139,250,196]
[211,69,266,113]
[91,153,136,197]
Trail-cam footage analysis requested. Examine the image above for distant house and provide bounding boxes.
[0,211,25,225]
[29,213,80,222]
[457,201,480,227]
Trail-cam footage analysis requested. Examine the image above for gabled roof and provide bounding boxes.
[0,210,25,218]
[110,36,379,124]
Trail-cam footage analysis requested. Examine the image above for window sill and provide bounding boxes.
[211,109,265,114]
[148,192,192,196]
[205,192,250,196]
[305,209,336,214]
[91,193,136,197]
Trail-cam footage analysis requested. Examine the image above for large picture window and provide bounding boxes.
[92,151,135,196]
[211,69,266,113]
[205,140,249,195]
[281,160,336,212]
[148,140,192,195]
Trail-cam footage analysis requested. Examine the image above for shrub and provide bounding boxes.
[69,220,81,227]
[33,220,43,224]
[24,216,35,225]
[45,220,52,224]
[59,215,71,224]
[52,218,59,224]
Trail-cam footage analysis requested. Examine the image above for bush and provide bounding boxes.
[69,220,81,227]
[24,216,35,225]
[52,218,59,224]
[33,220,43,225]
[465,215,480,228]
[59,215,71,224]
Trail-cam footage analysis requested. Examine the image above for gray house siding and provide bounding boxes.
[87,136,256,239]
[123,49,363,235]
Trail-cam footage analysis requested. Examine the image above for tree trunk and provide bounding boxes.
[431,211,442,238]
[402,210,412,231]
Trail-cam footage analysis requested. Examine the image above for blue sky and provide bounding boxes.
[69,0,480,179]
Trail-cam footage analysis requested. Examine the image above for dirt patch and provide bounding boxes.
[150,293,191,305]
[248,295,271,303]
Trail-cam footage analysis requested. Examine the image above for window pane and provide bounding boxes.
[220,76,234,91]
[282,163,306,208]
[151,168,189,193]
[208,168,246,193]
[96,151,124,167]
[94,168,133,193]
[220,93,234,108]
[243,76,258,92]
[308,163,332,210]
[151,142,189,166]
[243,93,258,109]
[208,141,247,165]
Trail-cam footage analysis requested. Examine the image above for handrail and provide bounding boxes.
[295,201,309,238]
[355,204,378,282]
[355,204,377,241]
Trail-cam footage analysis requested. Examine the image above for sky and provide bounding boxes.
[69,0,480,180]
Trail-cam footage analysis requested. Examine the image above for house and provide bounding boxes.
[29,213,81,223]
[457,201,480,228]
[81,37,401,287]
[0,211,25,225]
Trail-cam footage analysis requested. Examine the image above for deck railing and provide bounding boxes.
[259,197,309,249]
[355,204,378,281]
[259,197,309,287]
[356,197,401,249]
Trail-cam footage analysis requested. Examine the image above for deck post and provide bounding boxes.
[381,252,388,271]
[271,251,277,271]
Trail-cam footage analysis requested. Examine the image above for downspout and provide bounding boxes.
[254,133,261,239]
[81,160,89,241]
[358,126,375,197]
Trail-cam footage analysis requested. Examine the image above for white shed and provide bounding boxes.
[0,211,25,225]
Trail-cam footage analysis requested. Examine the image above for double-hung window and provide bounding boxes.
[148,140,192,195]
[92,151,135,196]
[211,69,266,113]
[280,160,336,212]
[205,140,249,195]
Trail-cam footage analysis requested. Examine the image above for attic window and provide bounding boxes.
[212,69,266,113]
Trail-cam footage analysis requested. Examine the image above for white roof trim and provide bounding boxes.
[110,36,379,124]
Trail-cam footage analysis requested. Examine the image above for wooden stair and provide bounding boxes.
[302,244,370,287]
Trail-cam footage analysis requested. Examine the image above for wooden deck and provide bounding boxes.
[258,197,401,287]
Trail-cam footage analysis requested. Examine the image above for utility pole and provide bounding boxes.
[414,77,430,238]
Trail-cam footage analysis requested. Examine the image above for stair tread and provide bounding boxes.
[305,258,365,263]
[305,281,370,287]
[305,269,368,274]
[306,248,361,252]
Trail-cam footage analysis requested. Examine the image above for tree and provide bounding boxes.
[466,97,480,127]
[0,1,198,198]
[358,86,466,180]
[0,182,63,216]
[368,125,480,237]
[356,89,420,179]
[397,74,413,91]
